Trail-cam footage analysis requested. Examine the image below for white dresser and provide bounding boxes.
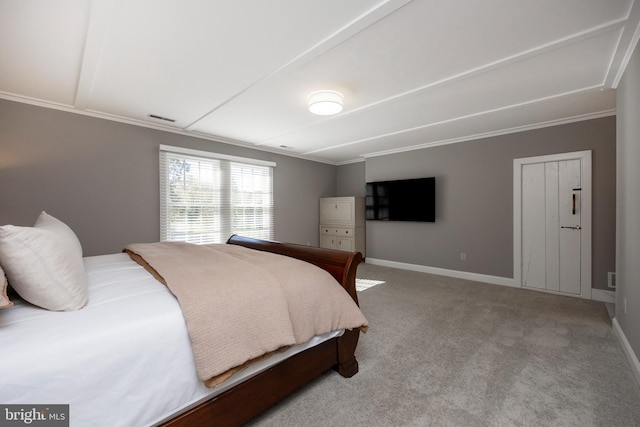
[319,196,365,257]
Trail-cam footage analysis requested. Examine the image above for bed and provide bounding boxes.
[0,212,366,427]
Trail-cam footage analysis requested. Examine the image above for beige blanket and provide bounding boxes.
[124,242,368,387]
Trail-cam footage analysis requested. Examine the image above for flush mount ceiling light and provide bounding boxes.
[308,90,343,115]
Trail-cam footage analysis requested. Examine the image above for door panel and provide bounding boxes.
[320,198,354,224]
[545,162,560,292]
[521,159,582,295]
[521,163,546,289]
[558,159,581,294]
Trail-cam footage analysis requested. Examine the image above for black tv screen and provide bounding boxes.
[365,177,435,222]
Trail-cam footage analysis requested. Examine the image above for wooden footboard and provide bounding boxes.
[160,236,363,427]
[227,235,362,305]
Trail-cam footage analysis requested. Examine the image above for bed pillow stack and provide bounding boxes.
[0,211,88,311]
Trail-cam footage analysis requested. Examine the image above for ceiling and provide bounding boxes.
[1,1,639,165]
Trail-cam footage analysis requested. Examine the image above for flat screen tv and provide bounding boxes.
[365,177,435,222]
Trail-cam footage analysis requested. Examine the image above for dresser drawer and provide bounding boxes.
[320,226,353,237]
[319,236,355,252]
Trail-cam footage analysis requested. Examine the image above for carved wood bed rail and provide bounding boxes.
[159,235,364,427]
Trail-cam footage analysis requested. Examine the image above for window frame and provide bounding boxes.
[159,145,275,244]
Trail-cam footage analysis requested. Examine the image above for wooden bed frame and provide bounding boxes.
[159,235,364,427]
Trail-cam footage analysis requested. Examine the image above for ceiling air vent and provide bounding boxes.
[148,114,176,123]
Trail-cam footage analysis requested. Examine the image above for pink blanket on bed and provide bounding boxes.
[124,242,368,387]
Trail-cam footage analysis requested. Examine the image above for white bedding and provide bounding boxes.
[0,253,342,427]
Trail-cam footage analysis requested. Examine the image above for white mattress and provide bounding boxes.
[0,253,342,427]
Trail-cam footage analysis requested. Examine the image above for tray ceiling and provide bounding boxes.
[1,0,639,164]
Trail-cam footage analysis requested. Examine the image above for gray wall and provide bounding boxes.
[342,117,616,290]
[0,99,336,256]
[337,161,365,197]
[616,42,640,361]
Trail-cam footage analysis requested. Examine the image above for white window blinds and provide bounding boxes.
[159,145,275,244]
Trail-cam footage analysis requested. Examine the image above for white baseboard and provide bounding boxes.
[365,258,613,302]
[612,318,640,388]
[364,258,518,288]
[591,288,616,303]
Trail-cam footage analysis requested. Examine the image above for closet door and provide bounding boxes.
[516,151,591,298]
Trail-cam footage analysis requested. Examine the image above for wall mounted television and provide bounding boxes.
[365,177,436,222]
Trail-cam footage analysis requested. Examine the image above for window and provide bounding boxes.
[160,145,275,244]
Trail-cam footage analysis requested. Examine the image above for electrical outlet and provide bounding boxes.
[460,252,467,261]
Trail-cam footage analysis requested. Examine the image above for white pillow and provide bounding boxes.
[0,264,13,309]
[0,212,88,311]
[34,210,83,258]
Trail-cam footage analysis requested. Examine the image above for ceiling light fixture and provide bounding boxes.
[308,90,343,115]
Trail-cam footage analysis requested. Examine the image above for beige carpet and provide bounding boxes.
[246,262,640,426]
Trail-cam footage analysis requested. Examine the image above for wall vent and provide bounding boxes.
[148,114,176,123]
[608,271,616,289]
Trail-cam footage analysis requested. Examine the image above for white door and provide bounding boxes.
[514,151,592,298]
